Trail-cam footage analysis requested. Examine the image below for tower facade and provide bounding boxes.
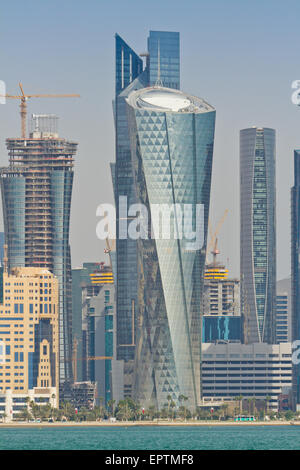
[240,127,276,344]
[0,118,77,383]
[291,149,300,406]
[126,86,216,410]
[114,32,180,373]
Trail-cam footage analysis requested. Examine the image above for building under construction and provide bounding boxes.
[0,115,78,385]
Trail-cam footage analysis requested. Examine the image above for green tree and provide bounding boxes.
[285,410,295,421]
[107,399,116,417]
[265,396,271,416]
[178,395,189,421]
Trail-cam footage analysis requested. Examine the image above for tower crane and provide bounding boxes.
[206,209,229,265]
[1,82,80,138]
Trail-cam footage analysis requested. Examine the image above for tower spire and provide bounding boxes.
[155,39,163,87]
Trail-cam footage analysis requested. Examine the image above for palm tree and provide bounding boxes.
[178,395,189,421]
[237,395,243,414]
[107,399,116,417]
[167,395,172,419]
[234,396,240,416]
[220,404,228,420]
[170,400,176,420]
[265,396,271,416]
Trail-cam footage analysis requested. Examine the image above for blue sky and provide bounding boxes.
[1,0,300,279]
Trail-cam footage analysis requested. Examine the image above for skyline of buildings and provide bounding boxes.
[0,27,298,419]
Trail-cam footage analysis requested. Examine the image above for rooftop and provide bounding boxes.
[126,86,215,114]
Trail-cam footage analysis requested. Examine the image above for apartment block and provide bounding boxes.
[0,267,59,420]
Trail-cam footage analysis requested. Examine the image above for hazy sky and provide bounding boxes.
[1,0,299,280]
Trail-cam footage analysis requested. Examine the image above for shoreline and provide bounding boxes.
[0,420,296,428]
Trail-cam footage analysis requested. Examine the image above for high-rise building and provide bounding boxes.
[72,263,113,382]
[203,264,240,316]
[126,86,216,410]
[114,32,180,378]
[0,267,59,420]
[87,283,123,406]
[147,31,180,89]
[276,294,289,344]
[291,149,300,408]
[240,127,276,344]
[0,115,77,384]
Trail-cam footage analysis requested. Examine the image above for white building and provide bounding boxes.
[202,342,292,411]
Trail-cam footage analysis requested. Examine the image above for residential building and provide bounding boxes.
[0,267,59,421]
[203,264,240,316]
[126,86,216,410]
[240,127,276,344]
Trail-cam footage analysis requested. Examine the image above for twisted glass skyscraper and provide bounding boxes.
[240,127,276,344]
[126,87,216,409]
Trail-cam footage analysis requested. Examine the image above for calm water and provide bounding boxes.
[0,425,299,450]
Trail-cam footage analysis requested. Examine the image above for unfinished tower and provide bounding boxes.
[0,115,78,385]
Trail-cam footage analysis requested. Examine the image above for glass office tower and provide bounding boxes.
[240,127,276,344]
[114,32,180,370]
[147,31,180,89]
[126,87,216,410]
[291,149,300,407]
[0,120,77,384]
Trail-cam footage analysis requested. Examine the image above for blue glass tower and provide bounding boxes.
[240,127,276,344]
[291,149,300,406]
[126,87,216,409]
[114,32,180,368]
[147,31,180,89]
[0,127,77,384]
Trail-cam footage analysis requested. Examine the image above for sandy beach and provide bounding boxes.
[0,420,296,428]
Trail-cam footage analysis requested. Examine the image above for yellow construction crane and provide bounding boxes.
[206,209,229,264]
[60,356,112,364]
[1,82,80,138]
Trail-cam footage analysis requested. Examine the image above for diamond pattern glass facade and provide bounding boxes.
[126,87,215,410]
[240,127,276,344]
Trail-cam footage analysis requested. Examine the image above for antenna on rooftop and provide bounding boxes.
[155,40,163,87]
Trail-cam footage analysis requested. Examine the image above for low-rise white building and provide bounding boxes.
[202,342,292,411]
[0,387,57,422]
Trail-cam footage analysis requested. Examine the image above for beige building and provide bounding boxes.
[0,267,59,420]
